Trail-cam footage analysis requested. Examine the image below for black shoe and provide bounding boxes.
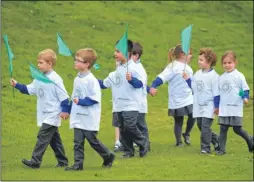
[122,152,134,158]
[214,142,220,152]
[22,159,40,169]
[216,151,226,155]
[175,142,184,147]
[55,162,68,168]
[248,136,254,153]
[65,164,83,171]
[102,153,115,168]
[139,148,149,157]
[113,144,124,153]
[182,133,191,145]
[201,150,211,154]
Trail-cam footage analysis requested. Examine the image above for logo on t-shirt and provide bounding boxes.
[74,88,83,98]
[196,80,204,93]
[221,81,232,93]
[114,73,123,87]
[38,88,45,99]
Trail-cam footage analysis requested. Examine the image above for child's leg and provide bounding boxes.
[112,112,121,146]
[174,116,184,145]
[184,113,195,136]
[84,130,115,167]
[73,128,85,168]
[200,118,213,153]
[136,113,149,140]
[115,127,120,145]
[232,126,253,151]
[218,124,229,153]
[49,129,68,166]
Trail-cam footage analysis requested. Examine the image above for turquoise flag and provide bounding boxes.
[57,33,73,57]
[3,34,14,76]
[115,24,128,59]
[238,88,244,97]
[93,63,100,70]
[181,24,193,55]
[29,62,54,84]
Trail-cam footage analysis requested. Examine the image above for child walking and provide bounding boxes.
[149,44,195,146]
[183,48,220,154]
[10,49,69,168]
[65,48,115,171]
[217,50,253,155]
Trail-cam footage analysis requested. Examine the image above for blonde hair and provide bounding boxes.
[168,44,192,63]
[38,49,57,66]
[199,48,217,66]
[75,48,97,69]
[221,50,237,64]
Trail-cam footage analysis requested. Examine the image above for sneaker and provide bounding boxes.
[22,159,40,169]
[122,152,134,158]
[65,164,83,171]
[182,133,191,145]
[216,151,226,156]
[54,162,68,168]
[113,144,124,153]
[201,150,211,154]
[175,142,184,147]
[102,153,115,168]
[133,143,138,147]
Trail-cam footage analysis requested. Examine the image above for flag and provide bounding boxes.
[238,88,244,97]
[57,32,73,57]
[181,24,193,55]
[29,63,54,84]
[115,24,128,59]
[93,63,100,70]
[3,34,14,76]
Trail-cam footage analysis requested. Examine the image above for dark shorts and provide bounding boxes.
[168,104,193,117]
[112,112,120,127]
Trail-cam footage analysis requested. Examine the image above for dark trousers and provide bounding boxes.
[117,111,148,154]
[31,123,68,165]
[196,117,219,152]
[73,128,111,167]
[173,114,195,144]
[137,113,149,141]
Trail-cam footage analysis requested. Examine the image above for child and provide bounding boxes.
[149,44,195,147]
[99,40,149,158]
[131,42,151,150]
[65,48,115,171]
[10,49,69,168]
[217,50,253,155]
[183,48,220,154]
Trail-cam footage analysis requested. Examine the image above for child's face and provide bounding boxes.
[131,54,139,62]
[198,54,210,69]
[37,59,52,73]
[74,57,89,71]
[222,56,236,72]
[114,48,126,62]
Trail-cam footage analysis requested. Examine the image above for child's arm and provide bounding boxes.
[240,74,250,104]
[10,78,36,95]
[126,73,143,88]
[182,72,192,89]
[74,97,98,106]
[212,74,220,115]
[98,79,108,89]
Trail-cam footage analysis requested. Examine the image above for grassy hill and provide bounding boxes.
[1,1,253,180]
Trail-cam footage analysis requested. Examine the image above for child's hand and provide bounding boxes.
[149,87,158,97]
[60,112,69,120]
[182,72,189,80]
[126,72,132,81]
[243,98,248,105]
[214,108,219,115]
[10,78,17,87]
[73,98,79,104]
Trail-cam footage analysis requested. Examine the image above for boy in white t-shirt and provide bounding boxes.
[183,48,220,154]
[10,49,69,169]
[65,48,115,171]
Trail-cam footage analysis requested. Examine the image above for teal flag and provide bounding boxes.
[29,63,54,84]
[115,24,128,59]
[3,34,14,76]
[181,24,193,55]
[93,63,100,70]
[238,88,244,97]
[57,33,73,57]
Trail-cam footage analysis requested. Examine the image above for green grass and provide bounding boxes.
[1,1,253,180]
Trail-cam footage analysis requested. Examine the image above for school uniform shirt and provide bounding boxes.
[192,69,220,118]
[103,59,145,112]
[219,69,249,117]
[157,60,193,109]
[26,71,69,127]
[70,72,101,131]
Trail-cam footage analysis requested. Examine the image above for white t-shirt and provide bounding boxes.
[192,69,220,118]
[70,72,101,131]
[219,69,249,117]
[103,59,145,112]
[158,60,193,109]
[26,71,69,127]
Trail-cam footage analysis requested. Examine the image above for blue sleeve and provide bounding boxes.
[128,77,143,88]
[213,96,220,108]
[61,99,72,113]
[146,86,151,93]
[186,78,192,88]
[243,90,250,99]
[98,79,107,89]
[15,83,29,95]
[77,97,98,106]
[151,77,163,88]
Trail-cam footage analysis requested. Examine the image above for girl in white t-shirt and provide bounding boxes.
[217,50,253,155]
[150,44,195,147]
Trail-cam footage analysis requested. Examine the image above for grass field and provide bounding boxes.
[1,1,253,181]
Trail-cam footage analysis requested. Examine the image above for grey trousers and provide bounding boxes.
[117,111,148,154]
[137,113,149,141]
[73,128,111,167]
[31,123,68,165]
[196,117,219,152]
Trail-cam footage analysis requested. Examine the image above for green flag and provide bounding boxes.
[3,34,14,76]
[93,63,100,70]
[57,32,73,57]
[238,88,244,97]
[115,24,128,59]
[29,63,54,84]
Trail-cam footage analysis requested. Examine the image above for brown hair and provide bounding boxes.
[132,42,143,58]
[221,50,237,64]
[38,49,57,66]
[168,44,192,63]
[75,48,97,69]
[199,48,217,67]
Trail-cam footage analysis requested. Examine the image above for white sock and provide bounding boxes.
[115,140,121,146]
